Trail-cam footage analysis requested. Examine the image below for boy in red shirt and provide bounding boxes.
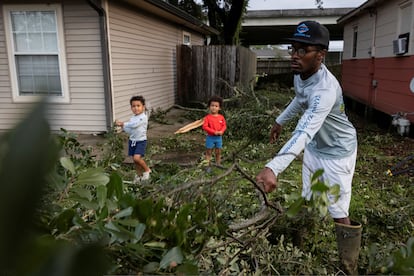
[202,96,227,170]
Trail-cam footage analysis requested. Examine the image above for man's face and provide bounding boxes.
[289,42,325,79]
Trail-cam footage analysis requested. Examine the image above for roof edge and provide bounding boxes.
[119,0,219,35]
[337,0,386,24]
[144,0,218,34]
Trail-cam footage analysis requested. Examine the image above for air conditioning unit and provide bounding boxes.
[393,37,407,55]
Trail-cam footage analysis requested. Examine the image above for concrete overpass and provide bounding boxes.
[240,8,353,46]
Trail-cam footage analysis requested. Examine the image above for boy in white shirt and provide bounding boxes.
[116,95,151,182]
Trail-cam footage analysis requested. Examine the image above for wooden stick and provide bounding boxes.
[174,118,204,134]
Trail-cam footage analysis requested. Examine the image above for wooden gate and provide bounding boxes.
[177,45,257,106]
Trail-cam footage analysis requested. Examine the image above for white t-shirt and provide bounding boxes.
[266,64,357,176]
[123,112,148,142]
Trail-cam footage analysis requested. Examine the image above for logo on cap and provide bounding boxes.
[295,23,310,38]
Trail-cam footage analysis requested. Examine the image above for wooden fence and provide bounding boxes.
[256,59,291,76]
[257,52,343,76]
[176,45,257,106]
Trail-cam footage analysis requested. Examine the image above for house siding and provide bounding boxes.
[0,5,27,130]
[49,2,107,133]
[0,1,107,133]
[107,1,205,122]
[341,0,414,123]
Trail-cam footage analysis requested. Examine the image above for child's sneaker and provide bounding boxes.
[133,174,141,184]
[141,170,151,181]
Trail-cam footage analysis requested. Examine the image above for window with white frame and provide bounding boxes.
[183,31,191,45]
[3,4,69,103]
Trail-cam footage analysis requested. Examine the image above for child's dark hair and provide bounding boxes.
[130,95,145,106]
[208,95,223,107]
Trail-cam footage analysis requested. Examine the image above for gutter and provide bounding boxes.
[337,0,385,24]
[87,0,113,131]
[143,0,219,35]
[121,0,219,36]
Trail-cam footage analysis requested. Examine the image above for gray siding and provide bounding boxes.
[1,0,208,133]
[0,5,27,130]
[342,0,411,60]
[107,2,205,122]
[53,3,106,132]
[0,1,107,133]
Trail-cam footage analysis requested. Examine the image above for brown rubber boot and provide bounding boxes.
[335,220,362,275]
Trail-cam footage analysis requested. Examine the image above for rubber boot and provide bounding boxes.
[335,221,362,275]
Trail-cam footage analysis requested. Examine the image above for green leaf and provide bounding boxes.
[97,206,108,221]
[286,197,304,218]
[117,219,139,227]
[329,184,340,197]
[407,237,414,256]
[107,172,123,199]
[318,205,328,216]
[76,168,109,187]
[176,263,199,275]
[143,262,159,273]
[136,198,155,221]
[104,221,135,243]
[113,207,133,219]
[0,101,59,267]
[72,196,99,210]
[160,246,183,269]
[59,156,76,175]
[144,241,166,248]
[311,169,324,182]
[104,221,119,232]
[134,223,146,242]
[311,181,329,193]
[52,208,76,233]
[97,185,107,209]
[71,187,92,201]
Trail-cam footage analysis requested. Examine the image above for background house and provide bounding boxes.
[338,0,414,126]
[0,0,217,133]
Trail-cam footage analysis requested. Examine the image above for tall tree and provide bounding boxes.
[202,0,248,45]
[168,0,248,45]
[167,0,206,21]
[315,0,324,9]
[168,0,324,45]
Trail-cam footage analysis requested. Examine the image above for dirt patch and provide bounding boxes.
[76,107,206,166]
[148,108,197,138]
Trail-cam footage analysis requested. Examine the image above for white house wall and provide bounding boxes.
[0,5,30,130]
[52,3,106,132]
[342,0,411,59]
[0,1,107,133]
[107,1,205,122]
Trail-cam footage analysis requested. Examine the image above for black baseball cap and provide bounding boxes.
[287,21,330,49]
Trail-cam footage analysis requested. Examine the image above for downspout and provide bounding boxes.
[87,0,113,131]
[368,7,377,106]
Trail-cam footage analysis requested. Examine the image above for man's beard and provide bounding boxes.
[292,70,300,75]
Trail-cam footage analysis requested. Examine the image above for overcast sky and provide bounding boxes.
[247,0,367,10]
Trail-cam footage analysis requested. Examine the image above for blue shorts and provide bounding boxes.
[128,140,147,156]
[205,135,222,149]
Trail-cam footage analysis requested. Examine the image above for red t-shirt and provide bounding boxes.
[202,114,227,136]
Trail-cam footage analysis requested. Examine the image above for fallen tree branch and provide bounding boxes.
[166,163,236,196]
[224,163,284,231]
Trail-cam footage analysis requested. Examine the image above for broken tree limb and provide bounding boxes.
[166,163,236,196]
